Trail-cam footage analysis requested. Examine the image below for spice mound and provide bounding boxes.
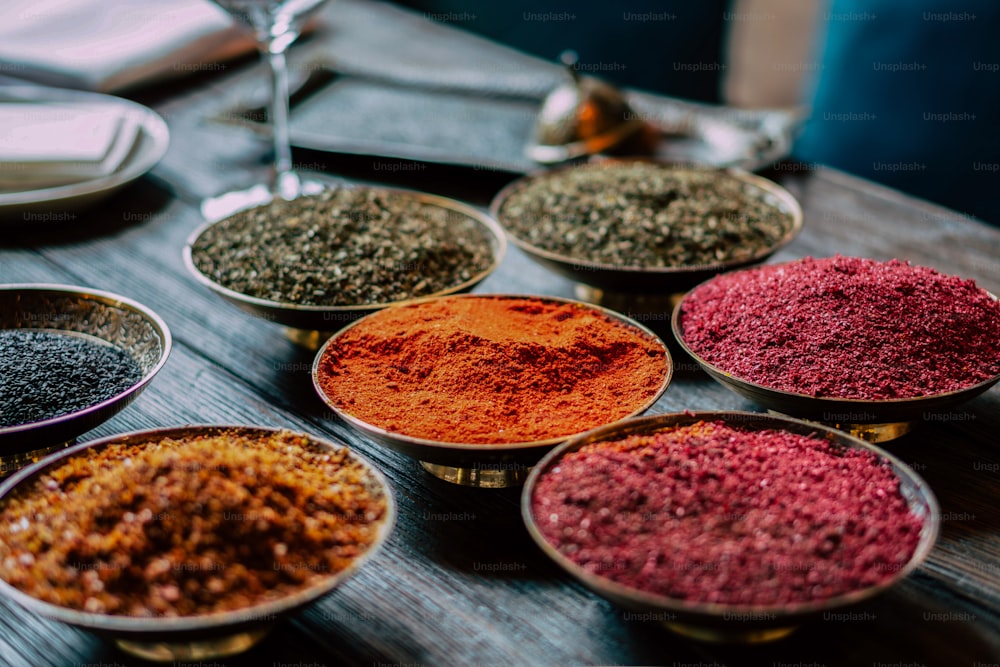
[316,296,669,444]
[190,188,496,306]
[531,420,924,606]
[0,431,389,617]
[0,330,143,428]
[497,162,794,268]
[679,255,1000,399]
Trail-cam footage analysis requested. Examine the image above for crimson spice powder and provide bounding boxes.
[679,256,1000,399]
[316,296,668,444]
[531,420,924,606]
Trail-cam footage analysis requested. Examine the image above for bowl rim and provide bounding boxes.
[0,283,172,438]
[670,259,1000,407]
[521,410,941,620]
[488,158,804,276]
[182,185,508,315]
[311,292,674,452]
[0,424,397,634]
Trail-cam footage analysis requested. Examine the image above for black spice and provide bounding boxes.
[0,330,143,428]
[191,188,495,306]
[498,162,793,268]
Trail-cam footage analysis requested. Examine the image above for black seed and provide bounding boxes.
[0,330,143,427]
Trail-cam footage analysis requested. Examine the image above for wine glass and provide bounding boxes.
[202,0,330,221]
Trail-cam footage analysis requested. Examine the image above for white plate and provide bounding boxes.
[0,86,169,223]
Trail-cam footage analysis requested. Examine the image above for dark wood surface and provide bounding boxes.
[2,3,1000,666]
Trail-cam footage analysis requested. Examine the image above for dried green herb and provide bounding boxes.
[498,162,794,268]
[191,189,495,306]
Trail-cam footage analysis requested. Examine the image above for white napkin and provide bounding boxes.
[0,0,255,92]
[0,103,140,189]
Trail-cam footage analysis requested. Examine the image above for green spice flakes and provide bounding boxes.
[191,188,495,306]
[497,162,795,268]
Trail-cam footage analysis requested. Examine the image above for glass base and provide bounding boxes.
[421,461,532,488]
[200,177,327,222]
[1,440,75,478]
[665,621,797,644]
[115,627,271,662]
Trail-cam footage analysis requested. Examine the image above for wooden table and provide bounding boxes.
[2,4,999,666]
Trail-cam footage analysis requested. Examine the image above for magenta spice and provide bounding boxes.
[679,256,1000,399]
[531,421,923,606]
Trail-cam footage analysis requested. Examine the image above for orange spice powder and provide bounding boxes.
[316,296,669,444]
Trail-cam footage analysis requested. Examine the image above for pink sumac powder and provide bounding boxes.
[531,421,924,606]
[679,256,1000,399]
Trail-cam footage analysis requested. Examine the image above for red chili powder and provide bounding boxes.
[680,256,1000,399]
[531,420,924,606]
[315,296,668,444]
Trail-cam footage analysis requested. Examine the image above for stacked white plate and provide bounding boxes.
[0,87,169,221]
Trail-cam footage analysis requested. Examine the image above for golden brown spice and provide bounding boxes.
[0,431,388,617]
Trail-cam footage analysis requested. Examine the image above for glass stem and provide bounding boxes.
[266,38,299,199]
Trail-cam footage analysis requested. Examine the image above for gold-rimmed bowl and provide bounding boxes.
[522,411,939,644]
[184,186,506,349]
[489,160,802,317]
[0,284,171,473]
[671,275,1000,443]
[312,294,673,488]
[0,425,395,662]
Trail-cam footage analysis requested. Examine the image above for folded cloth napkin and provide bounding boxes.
[0,102,141,189]
[0,0,255,92]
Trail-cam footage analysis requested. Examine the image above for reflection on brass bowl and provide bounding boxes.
[489,160,803,319]
[312,294,673,488]
[0,425,395,662]
[183,187,506,350]
[522,411,939,643]
[0,284,171,474]
[671,296,1000,443]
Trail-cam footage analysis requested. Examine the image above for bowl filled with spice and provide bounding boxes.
[312,294,672,488]
[0,284,171,474]
[185,186,506,348]
[490,159,802,317]
[0,425,395,662]
[523,411,939,644]
[673,255,1000,442]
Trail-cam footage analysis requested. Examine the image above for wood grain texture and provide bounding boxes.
[1,4,999,666]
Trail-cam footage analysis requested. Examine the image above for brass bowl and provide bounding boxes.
[0,284,171,473]
[489,160,803,313]
[0,425,396,662]
[522,411,940,643]
[672,286,1000,443]
[312,294,673,488]
[184,186,507,349]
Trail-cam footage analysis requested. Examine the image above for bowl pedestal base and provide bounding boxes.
[115,627,272,662]
[421,461,531,488]
[1,440,75,478]
[665,621,797,644]
[766,411,914,443]
[284,327,338,350]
